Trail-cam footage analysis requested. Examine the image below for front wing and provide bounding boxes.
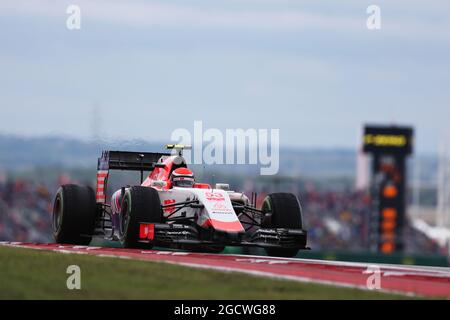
[138,222,309,250]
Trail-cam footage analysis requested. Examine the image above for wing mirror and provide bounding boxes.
[215,183,230,191]
[151,180,167,188]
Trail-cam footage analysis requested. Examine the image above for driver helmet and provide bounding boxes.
[170,167,195,188]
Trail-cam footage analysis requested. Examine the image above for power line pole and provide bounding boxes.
[437,138,450,228]
[90,102,102,142]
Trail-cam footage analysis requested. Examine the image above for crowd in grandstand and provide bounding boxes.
[0,179,54,243]
[0,177,446,256]
[300,188,445,255]
[302,189,371,251]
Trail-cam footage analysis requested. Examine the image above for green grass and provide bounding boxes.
[0,246,413,300]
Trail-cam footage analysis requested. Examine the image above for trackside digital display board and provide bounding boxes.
[363,126,413,155]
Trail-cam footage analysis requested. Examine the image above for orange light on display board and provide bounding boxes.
[381,231,395,241]
[381,241,395,254]
[382,208,397,219]
[381,220,396,231]
[383,185,398,198]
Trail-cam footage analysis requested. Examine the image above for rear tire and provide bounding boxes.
[261,193,304,257]
[52,184,97,245]
[120,186,162,249]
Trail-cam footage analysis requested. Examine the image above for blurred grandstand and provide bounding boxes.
[0,179,53,243]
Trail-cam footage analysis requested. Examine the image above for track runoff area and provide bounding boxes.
[1,242,449,298]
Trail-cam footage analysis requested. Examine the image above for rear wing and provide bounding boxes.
[96,150,170,203]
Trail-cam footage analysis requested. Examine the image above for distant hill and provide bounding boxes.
[0,135,356,177]
[0,135,438,182]
[0,135,192,171]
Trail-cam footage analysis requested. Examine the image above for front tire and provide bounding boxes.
[120,186,162,248]
[52,184,97,245]
[261,193,304,257]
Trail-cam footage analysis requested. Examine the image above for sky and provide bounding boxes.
[0,0,449,154]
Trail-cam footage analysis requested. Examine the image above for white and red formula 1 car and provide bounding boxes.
[52,145,308,257]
